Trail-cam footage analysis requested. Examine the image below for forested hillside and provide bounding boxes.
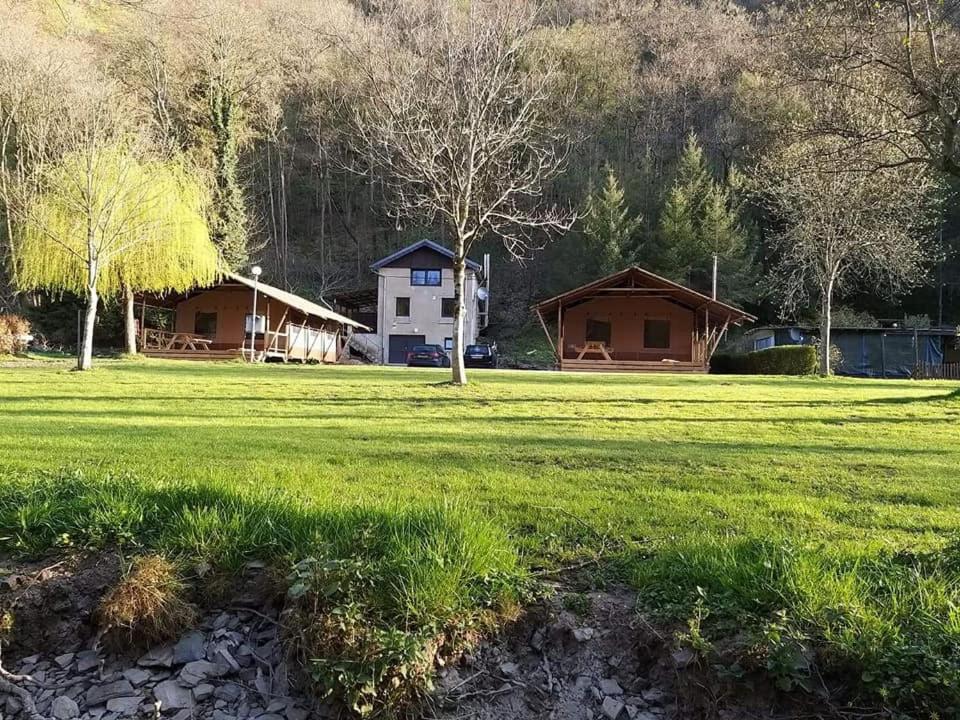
[2,0,958,346]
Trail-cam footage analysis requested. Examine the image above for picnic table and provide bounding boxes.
[573,341,613,360]
[143,329,213,352]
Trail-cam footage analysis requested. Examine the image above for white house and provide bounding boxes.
[344,240,488,364]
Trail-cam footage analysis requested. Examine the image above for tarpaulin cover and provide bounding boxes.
[834,331,944,378]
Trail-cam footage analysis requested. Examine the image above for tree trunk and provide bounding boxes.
[820,284,833,376]
[123,285,138,355]
[451,257,468,386]
[79,287,98,371]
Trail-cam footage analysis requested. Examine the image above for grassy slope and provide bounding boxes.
[1,358,958,561]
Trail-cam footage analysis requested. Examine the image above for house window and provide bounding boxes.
[411,268,441,286]
[195,312,217,338]
[441,297,455,318]
[585,319,612,345]
[244,314,266,335]
[396,297,410,317]
[644,318,671,349]
[444,337,453,351]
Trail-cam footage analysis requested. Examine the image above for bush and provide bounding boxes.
[0,314,31,355]
[711,345,817,375]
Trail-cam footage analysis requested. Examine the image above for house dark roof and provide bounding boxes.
[532,266,756,324]
[370,239,482,272]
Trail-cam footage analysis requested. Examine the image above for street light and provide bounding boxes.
[249,265,262,363]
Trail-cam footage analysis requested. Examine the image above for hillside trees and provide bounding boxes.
[346,2,574,385]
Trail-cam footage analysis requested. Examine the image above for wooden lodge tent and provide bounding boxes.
[137,273,370,362]
[532,266,755,373]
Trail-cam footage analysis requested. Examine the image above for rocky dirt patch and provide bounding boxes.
[430,587,679,720]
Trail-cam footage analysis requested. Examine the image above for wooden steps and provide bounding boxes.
[143,350,243,361]
[560,359,707,373]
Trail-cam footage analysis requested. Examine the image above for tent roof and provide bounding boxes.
[370,239,482,272]
[532,266,756,323]
[224,273,369,330]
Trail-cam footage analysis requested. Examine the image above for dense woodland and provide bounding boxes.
[2,0,959,353]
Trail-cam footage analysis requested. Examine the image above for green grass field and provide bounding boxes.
[1,359,959,557]
[3,359,960,712]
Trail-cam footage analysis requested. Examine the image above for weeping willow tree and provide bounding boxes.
[15,142,219,369]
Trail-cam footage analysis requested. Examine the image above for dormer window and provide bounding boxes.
[411,268,441,286]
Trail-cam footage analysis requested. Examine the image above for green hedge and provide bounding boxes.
[711,345,818,375]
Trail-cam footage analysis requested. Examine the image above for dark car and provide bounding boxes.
[407,344,451,368]
[463,343,498,368]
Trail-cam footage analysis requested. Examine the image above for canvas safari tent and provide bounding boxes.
[533,266,755,373]
[137,273,369,362]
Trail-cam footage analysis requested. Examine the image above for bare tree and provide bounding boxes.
[758,141,937,374]
[344,1,574,384]
[777,0,960,179]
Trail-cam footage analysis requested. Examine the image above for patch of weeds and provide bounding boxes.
[562,592,592,617]
[630,536,960,717]
[97,555,197,648]
[283,507,527,718]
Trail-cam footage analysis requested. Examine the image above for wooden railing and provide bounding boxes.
[914,361,960,380]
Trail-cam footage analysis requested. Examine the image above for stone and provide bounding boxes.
[154,680,194,713]
[138,646,174,669]
[86,681,136,707]
[213,685,242,703]
[529,628,545,652]
[216,647,241,673]
[51,696,80,720]
[105,697,143,716]
[599,679,623,696]
[498,662,519,677]
[121,668,152,688]
[573,627,595,642]
[53,653,75,669]
[602,697,625,720]
[671,648,696,669]
[193,684,214,702]
[254,715,283,720]
[76,651,101,673]
[213,711,234,720]
[285,706,309,720]
[632,713,659,720]
[180,660,224,687]
[173,632,206,665]
[171,711,192,720]
[642,689,665,706]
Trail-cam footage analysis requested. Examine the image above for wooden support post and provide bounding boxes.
[535,309,558,359]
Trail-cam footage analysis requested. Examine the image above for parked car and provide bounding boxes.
[464,343,498,368]
[407,344,451,368]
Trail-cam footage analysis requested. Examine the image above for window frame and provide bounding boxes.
[441,297,456,319]
[194,311,218,338]
[395,296,411,318]
[643,318,672,349]
[585,318,612,346]
[410,268,442,287]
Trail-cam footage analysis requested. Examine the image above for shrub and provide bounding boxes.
[98,555,197,648]
[0,314,31,355]
[711,345,817,375]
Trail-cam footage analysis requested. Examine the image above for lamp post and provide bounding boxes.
[249,265,262,363]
